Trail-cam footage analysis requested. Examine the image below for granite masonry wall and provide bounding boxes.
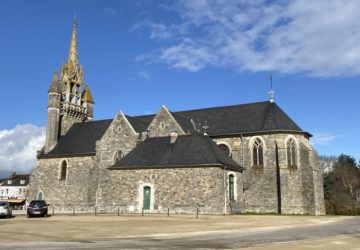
[105,167,243,214]
[213,133,325,215]
[28,155,95,210]
[146,106,185,137]
[95,112,139,210]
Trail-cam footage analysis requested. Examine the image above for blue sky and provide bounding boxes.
[0,0,359,176]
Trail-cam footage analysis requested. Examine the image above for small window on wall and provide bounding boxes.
[114,150,124,164]
[252,138,264,166]
[37,191,44,200]
[218,143,232,157]
[229,174,235,200]
[60,161,67,180]
[287,138,297,168]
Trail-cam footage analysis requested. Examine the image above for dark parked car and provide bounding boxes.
[0,201,12,218]
[27,200,49,217]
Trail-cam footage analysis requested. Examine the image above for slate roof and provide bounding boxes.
[110,134,244,171]
[40,101,308,158]
[38,119,112,158]
[1,175,29,187]
[125,115,149,133]
[172,101,304,136]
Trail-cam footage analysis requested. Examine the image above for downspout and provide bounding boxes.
[240,134,245,212]
[223,166,227,215]
[275,142,282,214]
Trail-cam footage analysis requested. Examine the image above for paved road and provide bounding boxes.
[1,216,359,249]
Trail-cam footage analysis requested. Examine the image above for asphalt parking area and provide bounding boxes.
[0,214,348,243]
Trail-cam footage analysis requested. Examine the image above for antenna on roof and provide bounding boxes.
[268,73,275,103]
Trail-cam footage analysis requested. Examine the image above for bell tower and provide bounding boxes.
[44,18,95,154]
[57,17,94,135]
[45,70,61,153]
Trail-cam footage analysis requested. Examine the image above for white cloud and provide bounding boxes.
[139,0,360,76]
[149,23,174,40]
[103,7,118,16]
[310,133,336,146]
[0,124,45,177]
[137,71,150,80]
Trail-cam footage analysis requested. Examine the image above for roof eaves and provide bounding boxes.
[108,163,224,170]
[38,152,96,159]
[209,130,312,138]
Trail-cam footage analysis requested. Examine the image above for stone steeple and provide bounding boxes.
[67,17,79,69]
[45,19,95,139]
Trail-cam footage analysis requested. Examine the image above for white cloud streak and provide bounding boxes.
[0,124,45,177]
[139,0,360,76]
[103,7,118,16]
[310,133,336,146]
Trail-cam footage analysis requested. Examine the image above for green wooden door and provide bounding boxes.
[143,186,151,210]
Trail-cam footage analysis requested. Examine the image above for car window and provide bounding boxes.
[0,202,7,206]
[30,200,46,206]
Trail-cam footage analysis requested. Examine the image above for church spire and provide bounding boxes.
[48,70,60,93]
[67,15,79,68]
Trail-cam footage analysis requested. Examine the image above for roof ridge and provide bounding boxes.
[171,111,191,120]
[125,115,149,124]
[203,135,229,166]
[175,101,269,114]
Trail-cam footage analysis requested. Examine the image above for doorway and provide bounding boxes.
[143,186,151,210]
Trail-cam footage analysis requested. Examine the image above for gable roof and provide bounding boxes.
[40,101,309,158]
[173,101,305,136]
[109,134,244,171]
[125,115,149,133]
[122,101,306,137]
[1,175,29,187]
[38,119,112,158]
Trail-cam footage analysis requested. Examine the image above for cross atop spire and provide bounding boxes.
[68,15,79,68]
[268,74,275,103]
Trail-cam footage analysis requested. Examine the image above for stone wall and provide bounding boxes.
[213,133,325,215]
[146,106,185,137]
[28,156,95,210]
[99,167,243,214]
[95,112,139,209]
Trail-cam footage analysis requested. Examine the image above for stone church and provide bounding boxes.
[28,20,325,215]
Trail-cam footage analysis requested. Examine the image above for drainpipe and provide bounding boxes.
[223,166,227,215]
[240,134,245,212]
[275,142,282,214]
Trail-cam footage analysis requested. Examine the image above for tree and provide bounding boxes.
[324,154,360,215]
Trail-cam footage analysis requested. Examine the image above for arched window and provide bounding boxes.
[252,138,264,166]
[60,161,67,180]
[37,191,44,200]
[229,174,235,200]
[114,150,124,164]
[218,143,231,157]
[287,138,297,167]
